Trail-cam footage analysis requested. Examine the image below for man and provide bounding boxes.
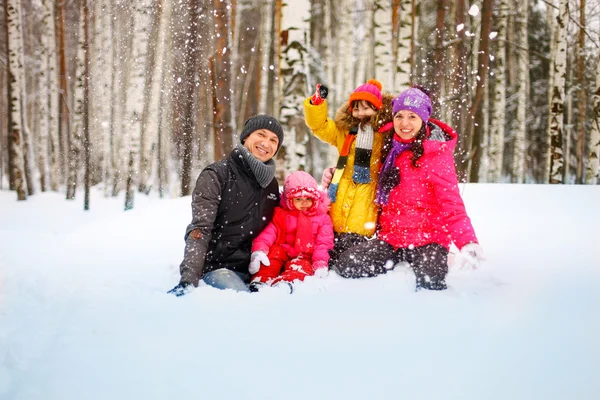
[168,115,284,296]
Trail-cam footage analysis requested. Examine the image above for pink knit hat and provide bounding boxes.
[348,79,383,110]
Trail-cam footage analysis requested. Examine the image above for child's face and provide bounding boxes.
[351,100,377,120]
[393,110,423,140]
[292,197,314,211]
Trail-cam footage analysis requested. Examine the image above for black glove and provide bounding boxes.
[168,281,193,297]
[310,84,329,105]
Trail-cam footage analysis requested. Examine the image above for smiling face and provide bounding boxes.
[393,110,423,140]
[292,197,314,212]
[242,129,280,162]
[351,100,377,120]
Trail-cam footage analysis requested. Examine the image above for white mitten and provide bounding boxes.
[313,267,329,279]
[249,251,270,275]
[450,243,485,270]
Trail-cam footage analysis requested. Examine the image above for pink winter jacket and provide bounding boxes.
[251,171,334,265]
[378,119,478,250]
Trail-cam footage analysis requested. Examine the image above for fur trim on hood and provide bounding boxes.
[280,171,330,216]
[333,92,395,133]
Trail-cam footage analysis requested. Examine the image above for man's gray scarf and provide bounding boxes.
[235,145,276,188]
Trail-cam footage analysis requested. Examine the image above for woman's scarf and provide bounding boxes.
[375,139,412,205]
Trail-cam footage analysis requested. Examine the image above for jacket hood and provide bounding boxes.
[281,171,330,216]
[334,92,395,133]
[423,119,458,155]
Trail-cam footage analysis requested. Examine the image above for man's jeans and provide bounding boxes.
[202,269,250,292]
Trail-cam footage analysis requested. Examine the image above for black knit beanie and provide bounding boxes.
[239,115,285,151]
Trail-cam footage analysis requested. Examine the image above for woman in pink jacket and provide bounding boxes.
[248,171,334,293]
[335,87,485,290]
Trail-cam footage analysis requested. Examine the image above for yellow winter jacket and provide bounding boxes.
[303,95,393,237]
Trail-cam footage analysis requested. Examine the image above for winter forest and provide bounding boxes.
[1,0,599,210]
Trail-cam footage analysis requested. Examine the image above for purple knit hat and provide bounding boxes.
[392,87,432,122]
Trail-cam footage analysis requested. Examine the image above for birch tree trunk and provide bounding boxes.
[81,0,91,210]
[548,0,568,184]
[4,0,27,200]
[394,0,413,91]
[57,0,70,190]
[38,0,55,192]
[575,0,586,184]
[278,0,311,177]
[585,56,600,184]
[433,0,446,109]
[124,0,151,210]
[100,0,113,196]
[67,0,86,200]
[138,0,163,194]
[488,0,507,182]
[373,0,393,90]
[212,0,235,168]
[544,0,556,182]
[259,0,274,115]
[512,0,528,183]
[467,0,494,182]
[43,0,59,191]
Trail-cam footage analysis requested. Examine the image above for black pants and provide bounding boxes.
[335,240,449,291]
[328,232,370,266]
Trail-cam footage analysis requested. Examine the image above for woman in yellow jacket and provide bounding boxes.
[303,79,393,275]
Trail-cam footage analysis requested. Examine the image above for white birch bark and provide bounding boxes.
[45,0,59,191]
[395,0,412,91]
[259,0,273,114]
[279,0,311,175]
[479,78,490,182]
[512,0,528,183]
[585,57,600,184]
[38,0,53,192]
[353,0,372,84]
[101,0,113,196]
[548,0,568,184]
[336,1,354,105]
[373,0,394,90]
[143,0,171,194]
[488,0,507,182]
[544,0,556,182]
[5,0,27,200]
[124,0,151,210]
[67,1,86,199]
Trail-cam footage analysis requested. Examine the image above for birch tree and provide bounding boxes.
[548,0,568,184]
[488,0,507,182]
[44,0,59,191]
[67,0,86,200]
[585,56,600,184]
[394,0,413,91]
[81,0,91,210]
[512,0,528,183]
[259,0,274,115]
[278,0,311,176]
[466,0,494,182]
[212,0,235,174]
[124,0,152,210]
[4,0,27,200]
[373,0,394,90]
[575,0,586,183]
[37,0,54,192]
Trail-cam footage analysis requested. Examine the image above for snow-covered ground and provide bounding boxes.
[1,183,599,400]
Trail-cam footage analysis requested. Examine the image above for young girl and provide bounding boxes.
[248,171,334,293]
[303,80,393,273]
[335,86,484,290]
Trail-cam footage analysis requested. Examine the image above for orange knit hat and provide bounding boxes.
[348,79,383,110]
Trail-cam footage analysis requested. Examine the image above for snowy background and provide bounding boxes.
[1,183,599,400]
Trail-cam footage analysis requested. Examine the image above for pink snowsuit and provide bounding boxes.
[251,171,334,284]
[378,118,478,250]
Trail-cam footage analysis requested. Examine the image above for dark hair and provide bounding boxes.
[409,122,429,167]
